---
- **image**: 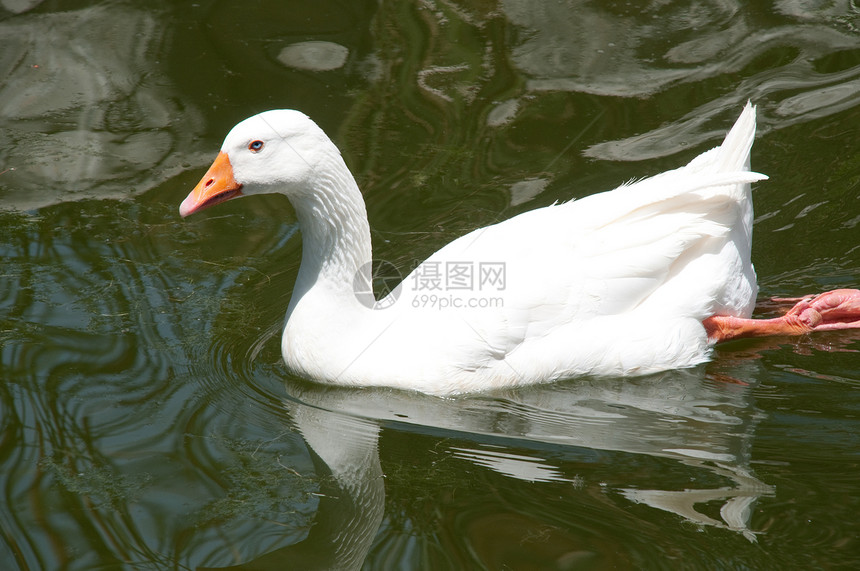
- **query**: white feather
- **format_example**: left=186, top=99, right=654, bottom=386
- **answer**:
left=209, top=103, right=766, bottom=395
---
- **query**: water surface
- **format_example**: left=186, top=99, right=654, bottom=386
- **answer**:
left=1, top=0, right=859, bottom=569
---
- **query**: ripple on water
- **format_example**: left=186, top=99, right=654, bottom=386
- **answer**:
left=1, top=0, right=859, bottom=567
left=0, top=204, right=317, bottom=569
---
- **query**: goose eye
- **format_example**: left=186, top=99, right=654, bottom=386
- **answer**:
left=248, top=140, right=264, bottom=152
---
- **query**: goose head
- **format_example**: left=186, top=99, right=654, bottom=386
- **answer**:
left=179, top=110, right=337, bottom=217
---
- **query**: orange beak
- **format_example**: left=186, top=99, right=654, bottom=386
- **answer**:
left=180, top=152, right=243, bottom=217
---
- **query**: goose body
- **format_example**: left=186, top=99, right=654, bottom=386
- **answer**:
left=181, top=104, right=768, bottom=395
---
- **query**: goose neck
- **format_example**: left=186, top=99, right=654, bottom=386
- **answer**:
left=292, top=156, right=372, bottom=294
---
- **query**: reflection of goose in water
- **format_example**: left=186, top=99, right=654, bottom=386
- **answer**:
left=204, top=366, right=772, bottom=569
left=201, top=406, right=384, bottom=571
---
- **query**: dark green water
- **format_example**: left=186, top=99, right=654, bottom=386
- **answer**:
left=1, top=1, right=859, bottom=569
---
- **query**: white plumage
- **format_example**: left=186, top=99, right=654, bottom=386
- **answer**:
left=181, top=103, right=767, bottom=395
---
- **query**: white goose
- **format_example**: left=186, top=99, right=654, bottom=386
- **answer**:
left=180, top=103, right=860, bottom=395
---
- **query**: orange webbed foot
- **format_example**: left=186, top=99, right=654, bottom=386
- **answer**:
left=785, top=289, right=860, bottom=332
left=703, top=289, right=860, bottom=344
